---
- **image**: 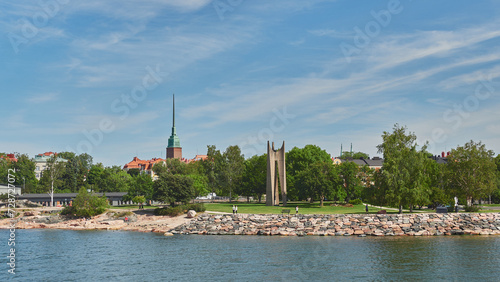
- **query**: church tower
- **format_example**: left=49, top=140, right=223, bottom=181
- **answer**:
left=166, top=94, right=182, bottom=159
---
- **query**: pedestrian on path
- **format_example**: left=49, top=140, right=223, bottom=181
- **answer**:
left=235, top=205, right=238, bottom=214
left=365, top=204, right=369, bottom=213
left=296, top=206, right=299, bottom=215
left=232, top=205, right=235, bottom=215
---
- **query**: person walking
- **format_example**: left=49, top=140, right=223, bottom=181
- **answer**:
left=365, top=204, right=369, bottom=213
left=235, top=205, right=238, bottom=214
left=295, top=206, right=299, bottom=215
left=232, top=205, right=235, bottom=215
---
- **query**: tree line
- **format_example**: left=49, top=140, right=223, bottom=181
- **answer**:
left=1, top=123, right=499, bottom=210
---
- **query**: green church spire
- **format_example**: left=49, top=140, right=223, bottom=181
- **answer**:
left=167, top=94, right=181, bottom=148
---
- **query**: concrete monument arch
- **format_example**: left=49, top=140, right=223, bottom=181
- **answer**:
left=266, top=141, right=287, bottom=206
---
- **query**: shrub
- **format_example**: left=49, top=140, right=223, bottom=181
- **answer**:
left=349, top=199, right=363, bottom=205
left=112, top=211, right=133, bottom=218
left=464, top=205, right=480, bottom=212
left=155, top=206, right=184, bottom=216
left=61, top=187, right=109, bottom=218
left=184, top=203, right=206, bottom=212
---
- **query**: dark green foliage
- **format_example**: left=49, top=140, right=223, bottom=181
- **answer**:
left=446, top=141, right=496, bottom=207
left=339, top=161, right=362, bottom=203
left=295, top=161, right=341, bottom=206
left=153, top=173, right=195, bottom=206
left=340, top=151, right=369, bottom=160
left=239, top=154, right=267, bottom=202
left=376, top=124, right=430, bottom=213
left=154, top=206, right=184, bottom=216
left=61, top=187, right=108, bottom=218
left=154, top=203, right=206, bottom=216
left=464, top=205, right=481, bottom=212
left=286, top=145, right=333, bottom=200
left=124, top=173, right=153, bottom=202
left=349, top=199, right=363, bottom=205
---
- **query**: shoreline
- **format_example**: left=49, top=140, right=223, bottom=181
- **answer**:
left=2, top=209, right=500, bottom=236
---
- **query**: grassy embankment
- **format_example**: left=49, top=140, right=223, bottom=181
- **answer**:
left=203, top=202, right=430, bottom=214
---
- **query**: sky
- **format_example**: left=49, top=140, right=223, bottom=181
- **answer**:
left=1, top=0, right=500, bottom=167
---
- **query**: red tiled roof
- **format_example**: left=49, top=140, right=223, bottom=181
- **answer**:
left=123, top=157, right=165, bottom=170
left=1, top=154, right=17, bottom=162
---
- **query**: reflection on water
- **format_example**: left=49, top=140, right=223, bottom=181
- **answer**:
left=3, top=229, right=500, bottom=281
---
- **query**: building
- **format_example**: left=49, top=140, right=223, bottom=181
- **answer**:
left=123, top=157, right=165, bottom=180
left=17, top=192, right=127, bottom=206
left=0, top=184, right=22, bottom=195
left=335, top=157, right=384, bottom=170
left=123, top=95, right=208, bottom=179
left=0, top=153, right=17, bottom=163
left=34, top=152, right=68, bottom=180
left=166, top=94, right=182, bottom=159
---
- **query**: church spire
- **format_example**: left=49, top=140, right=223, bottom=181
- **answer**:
left=167, top=93, right=181, bottom=149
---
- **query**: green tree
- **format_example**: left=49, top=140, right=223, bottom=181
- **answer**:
left=376, top=124, right=430, bottom=213
left=220, top=145, right=245, bottom=200
left=153, top=173, right=194, bottom=206
left=339, top=161, right=362, bottom=203
left=87, top=163, right=104, bottom=191
left=286, top=145, right=332, bottom=200
left=188, top=174, right=209, bottom=199
left=62, top=187, right=108, bottom=218
left=202, top=145, right=224, bottom=196
left=445, top=140, right=496, bottom=207
left=240, top=154, right=267, bottom=203
left=125, top=173, right=154, bottom=202
left=295, top=161, right=340, bottom=206
left=60, top=153, right=93, bottom=192
left=11, top=153, right=37, bottom=191
left=98, top=166, right=131, bottom=192
left=132, top=195, right=146, bottom=205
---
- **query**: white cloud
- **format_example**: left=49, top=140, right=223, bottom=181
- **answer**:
left=26, top=93, right=58, bottom=103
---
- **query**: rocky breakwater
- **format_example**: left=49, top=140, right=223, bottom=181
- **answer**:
left=172, top=213, right=500, bottom=236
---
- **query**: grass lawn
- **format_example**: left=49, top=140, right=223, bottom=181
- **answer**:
left=203, top=202, right=416, bottom=215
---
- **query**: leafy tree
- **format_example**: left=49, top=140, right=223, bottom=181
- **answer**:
left=132, top=195, right=146, bottom=205
left=202, top=145, right=224, bottom=196
left=339, top=161, right=362, bottom=203
left=295, top=161, right=340, bottom=206
left=445, top=140, right=496, bottom=207
left=126, top=168, right=141, bottom=177
left=340, top=151, right=369, bottom=160
left=153, top=173, right=194, bottom=206
left=98, top=166, right=131, bottom=192
left=286, top=145, right=332, bottom=200
left=124, top=173, right=154, bottom=202
left=220, top=145, right=245, bottom=200
left=240, top=154, right=267, bottom=203
left=153, top=158, right=187, bottom=176
left=11, top=153, right=37, bottom=190
left=188, top=173, right=209, bottom=199
left=87, top=163, right=104, bottom=191
left=39, top=155, right=66, bottom=206
left=60, top=153, right=93, bottom=192
left=376, top=124, right=430, bottom=213
left=62, top=187, right=108, bottom=218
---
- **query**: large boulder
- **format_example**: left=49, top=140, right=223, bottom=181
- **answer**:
left=187, top=210, right=197, bottom=218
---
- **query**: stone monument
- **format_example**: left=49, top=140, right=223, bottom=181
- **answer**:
left=266, top=141, right=287, bottom=206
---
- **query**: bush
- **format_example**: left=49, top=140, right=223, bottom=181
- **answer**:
left=154, top=203, right=205, bottom=216
left=464, top=205, right=481, bottom=212
left=61, top=188, right=109, bottom=218
left=349, top=199, right=363, bottom=205
left=184, top=203, right=206, bottom=213
left=155, top=206, right=184, bottom=216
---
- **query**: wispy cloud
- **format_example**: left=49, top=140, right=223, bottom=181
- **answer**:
left=26, top=93, right=59, bottom=104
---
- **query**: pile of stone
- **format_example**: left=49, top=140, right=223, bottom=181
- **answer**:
left=172, top=213, right=500, bottom=236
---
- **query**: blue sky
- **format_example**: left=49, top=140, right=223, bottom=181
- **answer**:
left=1, top=0, right=500, bottom=167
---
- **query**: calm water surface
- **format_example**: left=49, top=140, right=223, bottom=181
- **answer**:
left=2, top=229, right=500, bottom=281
